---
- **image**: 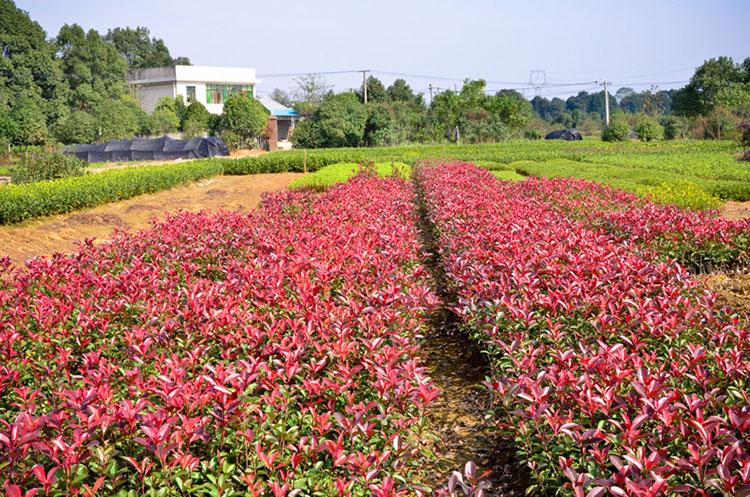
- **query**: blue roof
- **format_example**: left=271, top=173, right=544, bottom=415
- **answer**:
left=259, top=96, right=299, bottom=117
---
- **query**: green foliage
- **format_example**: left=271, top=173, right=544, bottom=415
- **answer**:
left=52, top=110, right=97, bottom=143
left=674, top=56, right=750, bottom=116
left=364, top=103, right=403, bottom=146
left=56, top=23, right=128, bottom=110
left=219, top=93, right=268, bottom=149
left=289, top=161, right=410, bottom=190
left=8, top=95, right=48, bottom=145
left=92, top=98, right=139, bottom=141
left=292, top=92, right=367, bottom=148
left=9, top=150, right=85, bottom=184
left=0, top=0, right=69, bottom=125
left=660, top=115, right=689, bottom=140
left=148, top=108, right=180, bottom=134
left=524, top=129, right=542, bottom=140
left=634, top=114, right=663, bottom=141
left=357, top=75, right=387, bottom=103
left=601, top=117, right=630, bottom=142
left=646, top=180, right=721, bottom=210
left=105, top=26, right=189, bottom=69
left=0, top=160, right=222, bottom=224
left=492, top=170, right=526, bottom=181
left=185, top=100, right=209, bottom=125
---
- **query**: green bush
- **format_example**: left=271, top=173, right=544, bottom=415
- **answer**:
left=0, top=160, right=223, bottom=224
left=601, top=118, right=631, bottom=142
left=660, top=115, right=689, bottom=140
left=10, top=151, right=85, bottom=184
left=52, top=111, right=97, bottom=144
left=634, top=114, right=663, bottom=141
left=149, top=108, right=180, bottom=134
left=524, top=129, right=543, bottom=140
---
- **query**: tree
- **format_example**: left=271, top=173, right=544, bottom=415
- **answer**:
left=292, top=74, right=332, bottom=115
left=52, top=110, right=96, bottom=143
left=614, top=87, right=635, bottom=104
left=105, top=26, right=190, bottom=69
left=673, top=57, right=750, bottom=116
left=357, top=75, right=387, bottom=103
left=149, top=108, right=179, bottom=134
left=0, top=0, right=68, bottom=126
left=56, top=23, right=128, bottom=110
left=601, top=116, right=630, bottom=141
left=364, top=103, right=403, bottom=146
left=269, top=88, right=293, bottom=107
left=660, top=115, right=689, bottom=140
left=634, top=113, right=663, bottom=141
left=182, top=101, right=210, bottom=137
left=219, top=93, right=268, bottom=148
left=92, top=97, right=139, bottom=141
left=9, top=95, right=48, bottom=145
left=387, top=79, right=422, bottom=104
left=292, top=92, right=367, bottom=148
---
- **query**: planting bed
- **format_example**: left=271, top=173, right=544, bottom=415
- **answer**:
left=2, top=159, right=750, bottom=497
left=416, top=162, right=750, bottom=496
left=0, top=174, right=440, bottom=496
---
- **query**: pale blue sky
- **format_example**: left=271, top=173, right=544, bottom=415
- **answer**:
left=16, top=0, right=750, bottom=99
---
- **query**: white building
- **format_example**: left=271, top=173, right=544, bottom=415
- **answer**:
left=126, top=65, right=259, bottom=115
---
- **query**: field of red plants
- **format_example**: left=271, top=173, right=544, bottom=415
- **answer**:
left=417, top=163, right=750, bottom=497
left=2, top=162, right=750, bottom=497
left=0, top=175, right=439, bottom=496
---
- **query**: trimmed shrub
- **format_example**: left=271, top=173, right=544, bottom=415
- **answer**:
left=0, top=160, right=223, bottom=224
left=10, top=151, right=85, bottom=184
left=646, top=180, right=721, bottom=210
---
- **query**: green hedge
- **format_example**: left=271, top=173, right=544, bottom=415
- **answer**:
left=0, top=160, right=223, bottom=224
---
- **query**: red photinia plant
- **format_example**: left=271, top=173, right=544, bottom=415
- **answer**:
left=517, top=177, right=750, bottom=271
left=0, top=175, right=440, bottom=495
left=416, top=162, right=750, bottom=497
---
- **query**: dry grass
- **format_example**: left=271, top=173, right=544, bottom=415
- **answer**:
left=0, top=172, right=302, bottom=266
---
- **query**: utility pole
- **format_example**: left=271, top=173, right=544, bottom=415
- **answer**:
left=598, top=80, right=611, bottom=126
left=360, top=70, right=369, bottom=104
left=428, top=84, right=434, bottom=104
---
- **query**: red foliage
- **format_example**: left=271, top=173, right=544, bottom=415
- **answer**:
left=418, top=162, right=750, bottom=496
left=0, top=175, right=438, bottom=495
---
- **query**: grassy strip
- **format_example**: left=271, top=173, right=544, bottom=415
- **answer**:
left=289, top=161, right=410, bottom=190
left=512, top=158, right=725, bottom=209
left=491, top=169, right=526, bottom=182
left=0, top=160, right=223, bottom=224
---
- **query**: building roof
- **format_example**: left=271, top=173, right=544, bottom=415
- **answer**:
left=259, top=96, right=299, bottom=117
left=127, top=65, right=258, bottom=85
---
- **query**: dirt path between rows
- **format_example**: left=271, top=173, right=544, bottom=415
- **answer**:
left=0, top=172, right=302, bottom=266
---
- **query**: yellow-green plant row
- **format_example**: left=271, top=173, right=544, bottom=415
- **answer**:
left=0, top=160, right=223, bottom=224
left=289, top=162, right=410, bottom=190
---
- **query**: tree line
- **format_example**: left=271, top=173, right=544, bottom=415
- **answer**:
left=0, top=0, right=194, bottom=148
left=276, top=57, right=750, bottom=147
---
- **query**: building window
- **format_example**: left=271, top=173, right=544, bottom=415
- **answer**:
left=205, top=83, right=254, bottom=104
left=186, top=85, right=196, bottom=103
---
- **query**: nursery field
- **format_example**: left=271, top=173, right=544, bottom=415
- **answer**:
left=0, top=139, right=745, bottom=225
left=1, top=154, right=750, bottom=496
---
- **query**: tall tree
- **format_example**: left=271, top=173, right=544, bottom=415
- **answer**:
left=56, top=24, right=128, bottom=110
left=673, top=56, right=750, bottom=116
left=387, top=78, right=423, bottom=105
left=357, top=75, right=387, bottom=103
left=0, top=0, right=68, bottom=128
left=105, top=27, right=190, bottom=69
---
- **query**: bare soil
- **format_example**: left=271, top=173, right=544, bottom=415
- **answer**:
left=0, top=172, right=301, bottom=266
left=721, top=201, right=750, bottom=220
left=702, top=270, right=750, bottom=317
